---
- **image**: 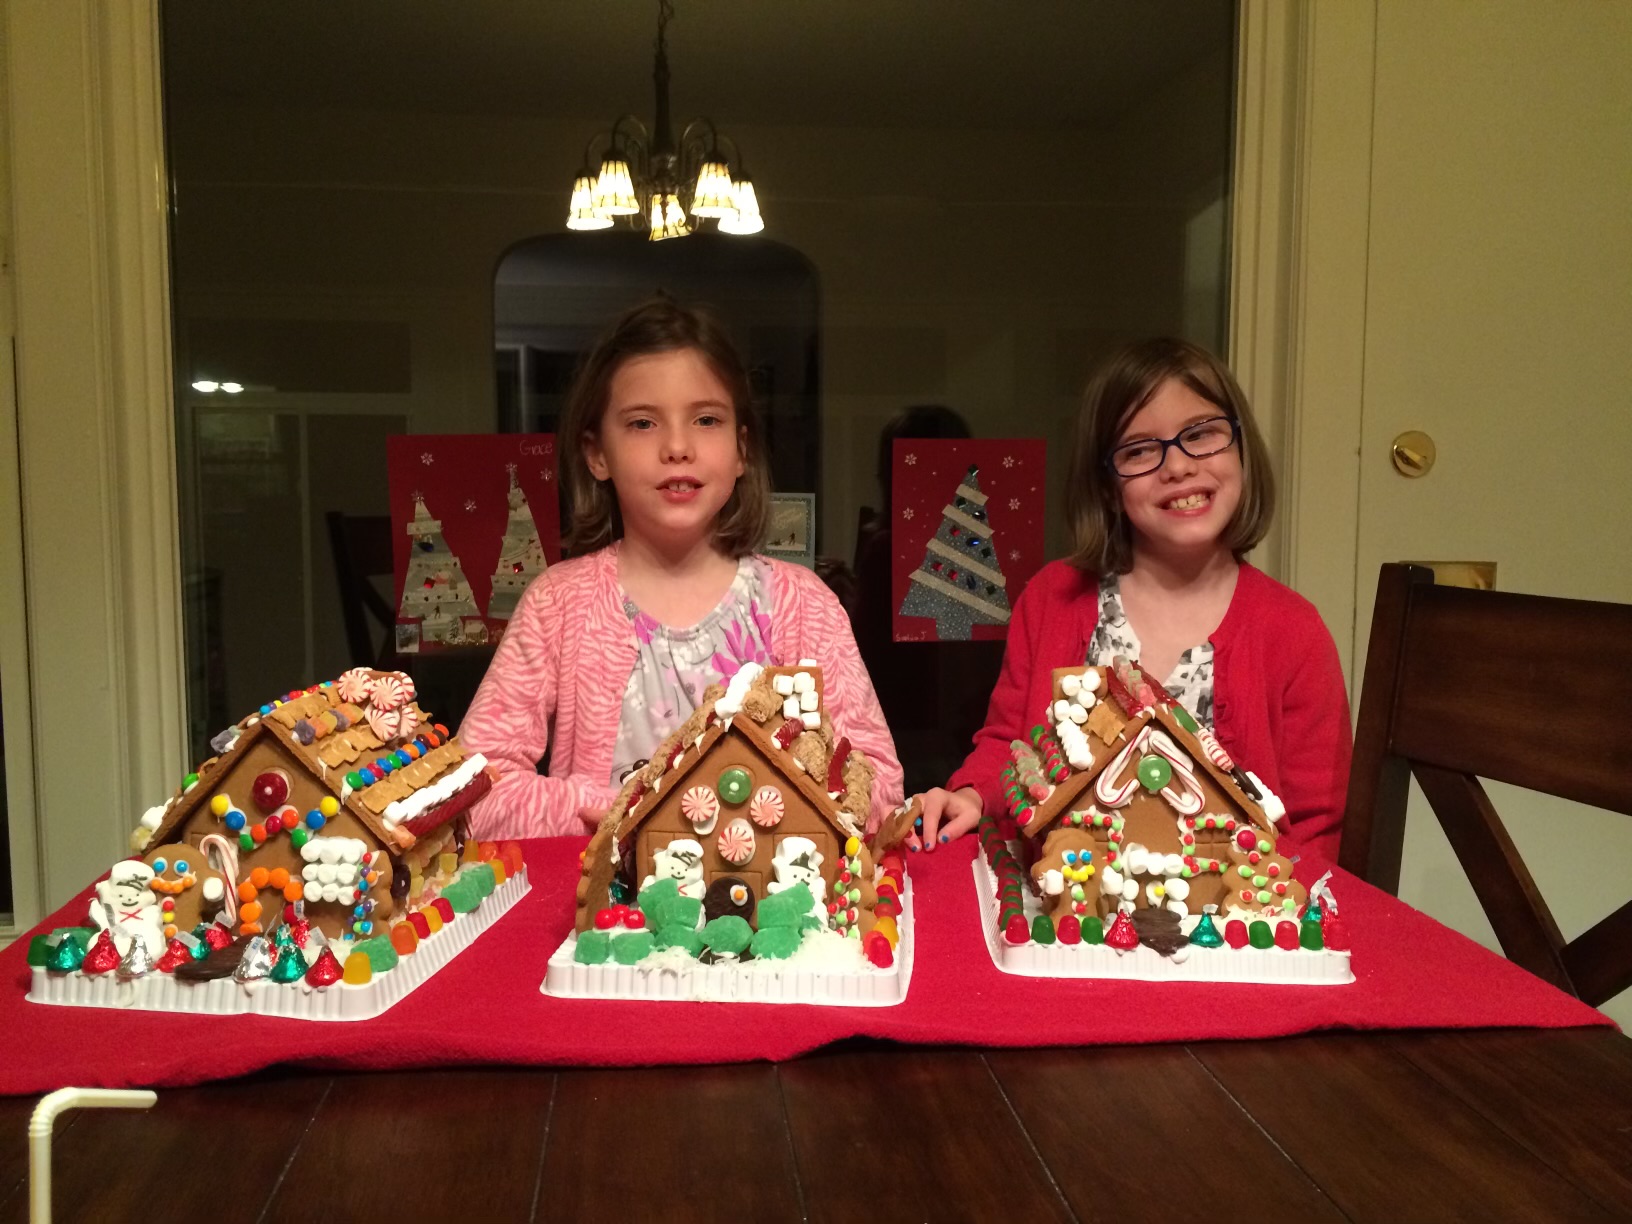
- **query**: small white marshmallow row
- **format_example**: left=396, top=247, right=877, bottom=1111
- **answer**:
left=1052, top=669, right=1103, bottom=769
left=775, top=670, right=822, bottom=728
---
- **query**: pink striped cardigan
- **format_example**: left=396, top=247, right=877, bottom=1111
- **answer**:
left=460, top=543, right=905, bottom=838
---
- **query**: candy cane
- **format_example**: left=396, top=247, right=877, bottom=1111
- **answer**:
left=1196, top=724, right=1234, bottom=772
left=1093, top=726, right=1151, bottom=808
left=1146, top=729, right=1206, bottom=817
left=199, top=833, right=240, bottom=925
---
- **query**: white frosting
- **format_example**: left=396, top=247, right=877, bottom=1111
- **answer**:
left=715, top=662, right=765, bottom=719
left=1246, top=771, right=1286, bottom=823
left=381, top=754, right=488, bottom=828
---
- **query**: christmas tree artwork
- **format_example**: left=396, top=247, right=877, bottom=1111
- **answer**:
left=897, top=464, right=1011, bottom=639
left=398, top=493, right=480, bottom=647
left=486, top=463, right=548, bottom=620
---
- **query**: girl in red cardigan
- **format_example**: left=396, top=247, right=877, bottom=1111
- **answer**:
left=913, top=338, right=1351, bottom=863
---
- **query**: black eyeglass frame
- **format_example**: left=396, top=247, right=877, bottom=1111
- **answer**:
left=1106, top=416, right=1241, bottom=478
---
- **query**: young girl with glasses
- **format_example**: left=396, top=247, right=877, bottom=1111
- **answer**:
left=912, top=337, right=1351, bottom=862
left=460, top=296, right=903, bottom=837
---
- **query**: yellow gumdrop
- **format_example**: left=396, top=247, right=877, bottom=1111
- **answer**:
left=489, top=860, right=507, bottom=886
left=844, top=836, right=860, bottom=857
left=409, top=871, right=425, bottom=901
left=877, top=874, right=899, bottom=893
left=421, top=906, right=443, bottom=933
left=342, top=952, right=373, bottom=985
left=319, top=796, right=339, bottom=817
left=461, top=839, right=481, bottom=864
left=210, top=793, right=231, bottom=816
left=872, top=914, right=899, bottom=946
left=438, top=852, right=459, bottom=876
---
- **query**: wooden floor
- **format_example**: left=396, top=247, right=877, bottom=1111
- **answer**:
left=3, top=1027, right=1630, bottom=1222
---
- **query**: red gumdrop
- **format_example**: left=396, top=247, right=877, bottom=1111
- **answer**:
left=594, top=908, right=617, bottom=930
left=624, top=909, right=647, bottom=930
left=875, top=898, right=900, bottom=918
left=1057, top=915, right=1082, bottom=945
left=1274, top=920, right=1300, bottom=951
left=1105, top=910, right=1140, bottom=950
left=1322, top=914, right=1350, bottom=952
left=1224, top=919, right=1250, bottom=949
left=431, top=898, right=454, bottom=923
left=863, top=930, right=894, bottom=968
left=408, top=911, right=432, bottom=939
left=305, top=947, right=344, bottom=987
left=82, top=929, right=122, bottom=975
left=876, top=883, right=899, bottom=903
left=1004, top=913, right=1031, bottom=945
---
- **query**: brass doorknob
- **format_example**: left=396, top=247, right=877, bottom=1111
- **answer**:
left=1391, top=431, right=1436, bottom=478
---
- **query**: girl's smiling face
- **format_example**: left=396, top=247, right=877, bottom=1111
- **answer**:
left=583, top=347, right=746, bottom=551
left=1113, top=377, right=1242, bottom=562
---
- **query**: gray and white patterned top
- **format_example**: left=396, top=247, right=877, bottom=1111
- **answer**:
left=609, top=556, right=775, bottom=786
left=1087, top=573, right=1217, bottom=729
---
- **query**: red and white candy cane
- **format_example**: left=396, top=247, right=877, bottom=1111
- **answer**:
left=1093, top=725, right=1152, bottom=808
left=1196, top=724, right=1234, bottom=772
left=198, top=833, right=240, bottom=925
left=1146, top=729, right=1205, bottom=816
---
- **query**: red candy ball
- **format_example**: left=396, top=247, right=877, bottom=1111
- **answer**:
left=594, top=908, right=617, bottom=930
left=1224, top=919, right=1250, bottom=949
left=624, top=910, right=647, bottom=930
left=1236, top=827, right=1257, bottom=851
left=250, top=769, right=290, bottom=812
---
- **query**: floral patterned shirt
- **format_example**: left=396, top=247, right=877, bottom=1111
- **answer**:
left=1087, top=572, right=1217, bottom=729
left=609, top=556, right=774, bottom=785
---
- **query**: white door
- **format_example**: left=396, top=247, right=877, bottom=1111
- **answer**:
left=1350, top=2, right=1632, bottom=1022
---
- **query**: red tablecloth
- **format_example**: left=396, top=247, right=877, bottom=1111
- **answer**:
left=0, top=838, right=1612, bottom=1095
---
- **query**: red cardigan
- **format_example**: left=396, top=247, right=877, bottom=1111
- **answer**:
left=947, top=560, right=1352, bottom=864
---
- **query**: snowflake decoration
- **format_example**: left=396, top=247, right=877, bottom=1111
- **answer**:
left=1010, top=549, right=1021, bottom=561
left=542, top=469, right=553, bottom=482
left=901, top=507, right=915, bottom=521
left=1008, top=497, right=1021, bottom=510
left=1002, top=455, right=1016, bottom=468
left=420, top=452, right=434, bottom=466
left=904, top=453, right=917, bottom=466
left=464, top=498, right=478, bottom=512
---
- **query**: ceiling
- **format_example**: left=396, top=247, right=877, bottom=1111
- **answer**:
left=161, top=0, right=1235, bottom=131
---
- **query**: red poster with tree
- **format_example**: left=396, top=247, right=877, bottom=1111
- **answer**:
left=386, top=434, right=560, bottom=653
left=892, top=438, right=1046, bottom=642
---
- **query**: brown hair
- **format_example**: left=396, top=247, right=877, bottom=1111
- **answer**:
left=559, top=295, right=770, bottom=557
left=1064, top=337, right=1274, bottom=574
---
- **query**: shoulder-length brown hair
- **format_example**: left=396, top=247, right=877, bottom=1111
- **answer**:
left=1065, top=337, right=1274, bottom=575
left=559, top=295, right=771, bottom=558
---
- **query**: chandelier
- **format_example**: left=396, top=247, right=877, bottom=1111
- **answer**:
left=565, top=0, right=763, bottom=240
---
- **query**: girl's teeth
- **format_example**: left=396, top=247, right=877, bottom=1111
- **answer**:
left=1168, top=493, right=1208, bottom=510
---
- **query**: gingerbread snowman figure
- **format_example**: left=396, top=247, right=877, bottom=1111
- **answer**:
left=88, top=859, right=166, bottom=958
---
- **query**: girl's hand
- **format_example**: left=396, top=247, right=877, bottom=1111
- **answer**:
left=909, top=786, right=983, bottom=853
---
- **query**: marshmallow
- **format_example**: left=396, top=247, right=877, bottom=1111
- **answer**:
left=1060, top=673, right=1081, bottom=697
left=793, top=672, right=815, bottom=694
left=773, top=674, right=795, bottom=696
left=801, top=711, right=821, bottom=729
left=1067, top=703, right=1088, bottom=725
left=799, top=690, right=819, bottom=712
left=1053, top=699, right=1072, bottom=722
left=1080, top=670, right=1101, bottom=693
left=783, top=696, right=801, bottom=720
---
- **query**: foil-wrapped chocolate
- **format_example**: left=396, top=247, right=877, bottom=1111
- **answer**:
left=233, top=934, right=274, bottom=982
left=116, top=936, right=154, bottom=981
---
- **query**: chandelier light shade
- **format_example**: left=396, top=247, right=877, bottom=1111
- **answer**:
left=565, top=0, right=765, bottom=241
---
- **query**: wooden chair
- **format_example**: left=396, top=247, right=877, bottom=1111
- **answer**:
left=324, top=511, right=400, bottom=668
left=1340, top=563, right=1632, bottom=1006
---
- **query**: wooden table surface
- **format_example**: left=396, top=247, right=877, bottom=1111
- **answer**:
left=2, top=1027, right=1628, bottom=1223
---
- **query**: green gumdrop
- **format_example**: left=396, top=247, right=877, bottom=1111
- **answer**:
left=1030, top=914, right=1057, bottom=945
left=465, top=863, right=495, bottom=898
left=1171, top=705, right=1200, bottom=734
left=750, top=925, right=804, bottom=960
left=701, top=915, right=752, bottom=955
left=1082, top=916, right=1105, bottom=945
left=444, top=880, right=481, bottom=914
left=574, top=930, right=611, bottom=964
left=655, top=926, right=705, bottom=957
left=1248, top=920, right=1275, bottom=950
left=636, top=879, right=681, bottom=928
left=27, top=934, right=54, bottom=967
left=355, top=934, right=399, bottom=973
left=611, top=930, right=656, bottom=964
left=1300, top=920, right=1325, bottom=951
left=756, top=884, right=813, bottom=930
left=669, top=896, right=702, bottom=931
left=800, top=914, right=824, bottom=933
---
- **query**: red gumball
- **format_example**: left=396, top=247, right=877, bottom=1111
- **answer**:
left=594, top=908, right=617, bottom=930
left=624, top=910, right=647, bottom=930
left=250, top=769, right=291, bottom=812
left=1235, top=827, right=1257, bottom=852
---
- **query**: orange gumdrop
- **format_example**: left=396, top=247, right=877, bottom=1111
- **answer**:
left=420, top=906, right=443, bottom=934
left=237, top=880, right=258, bottom=903
left=239, top=901, right=263, bottom=923
left=249, top=867, right=270, bottom=889
left=478, top=841, right=499, bottom=861
left=501, top=842, right=524, bottom=873
left=282, top=880, right=304, bottom=903
left=268, top=867, right=289, bottom=890
left=390, top=923, right=418, bottom=954
left=489, top=860, right=507, bottom=887
left=461, top=839, right=480, bottom=864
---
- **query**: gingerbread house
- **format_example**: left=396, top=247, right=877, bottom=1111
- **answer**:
left=1003, top=658, right=1306, bottom=934
left=568, top=661, right=916, bottom=975
left=28, top=666, right=528, bottom=1016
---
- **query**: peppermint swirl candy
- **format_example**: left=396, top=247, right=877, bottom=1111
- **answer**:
left=749, top=785, right=784, bottom=828
left=395, top=705, right=420, bottom=744
left=681, top=786, right=720, bottom=832
left=336, top=667, right=373, bottom=705
left=366, top=705, right=402, bottom=743
left=717, top=818, right=756, bottom=865
left=369, top=673, right=410, bottom=711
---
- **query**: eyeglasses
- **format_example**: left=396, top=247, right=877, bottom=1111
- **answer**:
left=1107, top=416, right=1240, bottom=478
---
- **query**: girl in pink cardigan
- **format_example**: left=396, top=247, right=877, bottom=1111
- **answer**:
left=915, top=339, right=1351, bottom=862
left=461, top=298, right=903, bottom=838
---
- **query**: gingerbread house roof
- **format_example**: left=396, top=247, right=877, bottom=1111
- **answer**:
left=1020, top=661, right=1277, bottom=840
left=144, top=668, right=489, bottom=854
left=607, top=662, right=868, bottom=849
